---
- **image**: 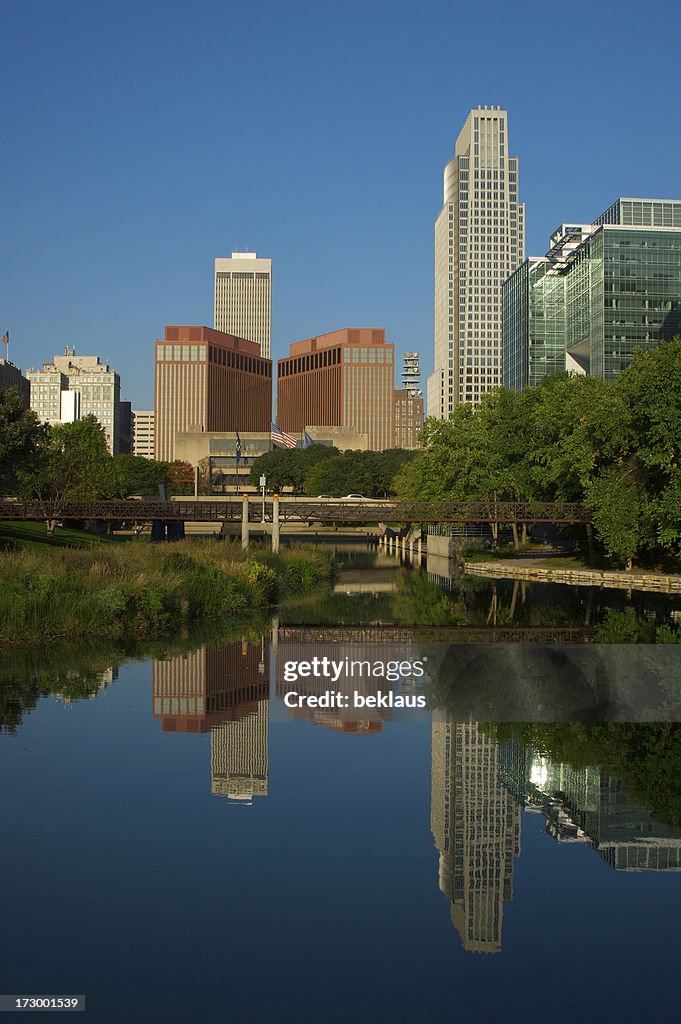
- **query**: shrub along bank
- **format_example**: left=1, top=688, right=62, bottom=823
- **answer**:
left=0, top=541, right=336, bottom=644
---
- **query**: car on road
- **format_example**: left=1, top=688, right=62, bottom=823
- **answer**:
left=343, top=493, right=368, bottom=500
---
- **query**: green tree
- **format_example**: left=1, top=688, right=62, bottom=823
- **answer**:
left=113, top=454, right=171, bottom=497
left=517, top=373, right=627, bottom=501
left=19, top=416, right=116, bottom=529
left=363, top=449, right=416, bottom=497
left=0, top=389, right=47, bottom=496
left=304, top=450, right=373, bottom=496
left=613, top=339, right=681, bottom=554
left=249, top=446, right=335, bottom=494
left=586, top=465, right=641, bottom=567
left=302, top=449, right=414, bottom=498
left=394, top=406, right=478, bottom=501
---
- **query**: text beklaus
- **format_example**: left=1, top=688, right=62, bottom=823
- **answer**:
left=283, top=690, right=426, bottom=709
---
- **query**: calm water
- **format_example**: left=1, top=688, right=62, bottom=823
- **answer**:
left=2, top=547, right=681, bottom=1023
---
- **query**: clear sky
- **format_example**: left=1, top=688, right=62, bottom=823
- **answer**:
left=4, top=0, right=681, bottom=410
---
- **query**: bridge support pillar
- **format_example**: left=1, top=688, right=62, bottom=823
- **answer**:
left=272, top=495, right=280, bottom=553
left=241, top=495, right=250, bottom=549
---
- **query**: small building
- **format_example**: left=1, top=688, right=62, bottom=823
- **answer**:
left=132, top=410, right=155, bottom=459
left=175, top=430, right=271, bottom=492
left=175, top=425, right=369, bottom=493
left=393, top=389, right=424, bottom=450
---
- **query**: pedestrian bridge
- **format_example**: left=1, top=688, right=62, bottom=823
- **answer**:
left=0, top=497, right=591, bottom=525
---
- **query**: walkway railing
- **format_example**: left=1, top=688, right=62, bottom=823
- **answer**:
left=0, top=497, right=592, bottom=525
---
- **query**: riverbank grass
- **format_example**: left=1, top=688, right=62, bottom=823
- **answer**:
left=0, top=540, right=335, bottom=644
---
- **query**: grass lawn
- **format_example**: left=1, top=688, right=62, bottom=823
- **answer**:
left=0, top=521, right=125, bottom=550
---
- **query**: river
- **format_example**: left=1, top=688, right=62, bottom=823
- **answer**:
left=2, top=544, right=681, bottom=1023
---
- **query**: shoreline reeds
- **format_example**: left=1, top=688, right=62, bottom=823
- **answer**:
left=0, top=540, right=335, bottom=645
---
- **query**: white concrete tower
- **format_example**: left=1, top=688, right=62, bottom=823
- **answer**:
left=214, top=251, right=272, bottom=358
left=428, top=107, right=525, bottom=417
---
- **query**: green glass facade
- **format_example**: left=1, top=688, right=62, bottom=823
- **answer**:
left=503, top=201, right=681, bottom=389
left=567, top=226, right=681, bottom=379
left=502, top=258, right=565, bottom=389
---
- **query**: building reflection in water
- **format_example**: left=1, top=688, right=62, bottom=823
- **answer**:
left=431, top=719, right=681, bottom=956
left=152, top=641, right=270, bottom=805
left=211, top=700, right=268, bottom=804
left=275, top=629, right=404, bottom=734
left=152, top=637, right=681, bottom=926
left=500, top=741, right=681, bottom=872
left=430, top=719, right=521, bottom=954
left=54, top=666, right=119, bottom=705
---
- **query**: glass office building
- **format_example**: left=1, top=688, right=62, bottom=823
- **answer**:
left=503, top=257, right=566, bottom=390
left=503, top=199, right=681, bottom=389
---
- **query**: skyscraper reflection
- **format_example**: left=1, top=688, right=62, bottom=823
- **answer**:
left=152, top=642, right=269, bottom=732
left=211, top=700, right=269, bottom=804
left=431, top=719, right=521, bottom=954
left=152, top=641, right=271, bottom=804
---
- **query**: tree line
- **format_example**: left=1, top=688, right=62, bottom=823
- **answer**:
left=396, top=341, right=681, bottom=567
left=248, top=445, right=415, bottom=497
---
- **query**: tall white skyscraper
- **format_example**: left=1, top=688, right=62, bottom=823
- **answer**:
left=428, top=106, right=525, bottom=418
left=214, top=251, right=272, bottom=358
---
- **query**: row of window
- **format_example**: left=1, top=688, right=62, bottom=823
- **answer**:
left=218, top=272, right=270, bottom=281
left=209, top=346, right=271, bottom=376
left=279, top=347, right=341, bottom=376
left=279, top=346, right=394, bottom=376
left=157, top=344, right=206, bottom=362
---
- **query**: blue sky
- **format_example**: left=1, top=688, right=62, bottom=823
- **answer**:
left=3, top=0, right=681, bottom=409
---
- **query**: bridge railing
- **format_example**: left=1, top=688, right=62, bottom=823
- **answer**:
left=0, top=497, right=592, bottom=525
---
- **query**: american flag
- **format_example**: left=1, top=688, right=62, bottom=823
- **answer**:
left=271, top=421, right=297, bottom=449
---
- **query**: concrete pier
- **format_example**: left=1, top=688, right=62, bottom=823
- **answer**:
left=272, top=496, right=280, bottom=554
left=242, top=495, right=250, bottom=549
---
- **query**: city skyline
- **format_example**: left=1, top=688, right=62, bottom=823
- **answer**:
left=4, top=2, right=681, bottom=410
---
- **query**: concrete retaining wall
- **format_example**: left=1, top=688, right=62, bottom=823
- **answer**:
left=464, top=562, right=681, bottom=594
left=427, top=534, right=457, bottom=559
